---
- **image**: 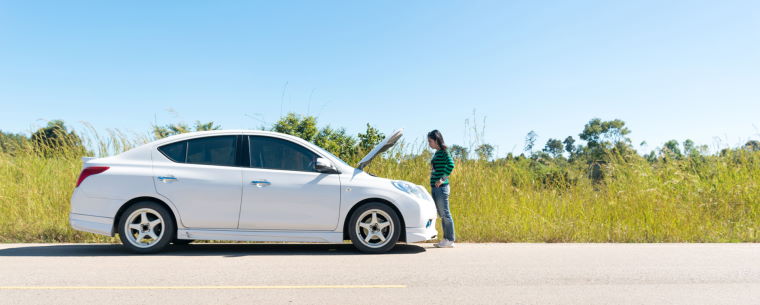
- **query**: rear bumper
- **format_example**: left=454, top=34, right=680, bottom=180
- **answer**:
left=70, top=213, right=114, bottom=236
left=405, top=226, right=438, bottom=243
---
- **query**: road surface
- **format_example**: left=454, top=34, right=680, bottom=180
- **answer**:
left=0, top=243, right=758, bottom=304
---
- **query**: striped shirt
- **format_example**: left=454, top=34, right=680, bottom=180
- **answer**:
left=430, top=149, right=455, bottom=186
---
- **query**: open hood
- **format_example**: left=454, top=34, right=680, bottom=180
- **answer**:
left=357, top=128, right=403, bottom=170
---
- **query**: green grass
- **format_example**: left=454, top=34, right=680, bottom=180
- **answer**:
left=0, top=139, right=758, bottom=243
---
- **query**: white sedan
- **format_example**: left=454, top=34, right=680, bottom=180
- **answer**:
left=70, top=129, right=438, bottom=253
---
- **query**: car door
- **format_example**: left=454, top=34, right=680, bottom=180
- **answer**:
left=238, top=135, right=341, bottom=231
left=153, top=135, right=243, bottom=229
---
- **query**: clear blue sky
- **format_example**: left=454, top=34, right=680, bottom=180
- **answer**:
left=1, top=1, right=759, bottom=156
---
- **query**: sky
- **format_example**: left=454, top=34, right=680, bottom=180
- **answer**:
left=1, top=1, right=759, bottom=156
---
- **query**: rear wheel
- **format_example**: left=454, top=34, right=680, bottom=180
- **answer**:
left=117, top=202, right=175, bottom=254
left=348, top=202, right=401, bottom=253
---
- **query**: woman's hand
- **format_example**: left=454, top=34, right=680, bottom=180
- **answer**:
left=435, top=180, right=443, bottom=187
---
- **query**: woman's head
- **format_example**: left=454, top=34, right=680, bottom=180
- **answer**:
left=427, top=130, right=447, bottom=151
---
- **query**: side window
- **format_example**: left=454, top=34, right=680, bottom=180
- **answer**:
left=186, top=136, right=237, bottom=166
left=158, top=141, right=187, bottom=163
left=249, top=136, right=317, bottom=172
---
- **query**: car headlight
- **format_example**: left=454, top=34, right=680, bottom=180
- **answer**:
left=391, top=180, right=431, bottom=201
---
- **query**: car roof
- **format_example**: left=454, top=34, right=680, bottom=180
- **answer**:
left=155, top=130, right=301, bottom=144
left=116, top=130, right=308, bottom=160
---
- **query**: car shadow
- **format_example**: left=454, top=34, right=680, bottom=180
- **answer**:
left=0, top=243, right=427, bottom=257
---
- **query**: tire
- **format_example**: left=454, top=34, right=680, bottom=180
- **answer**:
left=117, top=201, right=175, bottom=254
left=348, top=202, right=401, bottom=253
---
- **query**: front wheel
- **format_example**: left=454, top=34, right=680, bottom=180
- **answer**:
left=117, top=202, right=175, bottom=254
left=348, top=202, right=401, bottom=253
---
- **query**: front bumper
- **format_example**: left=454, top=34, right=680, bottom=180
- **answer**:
left=402, top=189, right=438, bottom=243
left=405, top=225, right=438, bottom=243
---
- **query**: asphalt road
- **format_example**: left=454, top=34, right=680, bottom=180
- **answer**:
left=0, top=243, right=758, bottom=305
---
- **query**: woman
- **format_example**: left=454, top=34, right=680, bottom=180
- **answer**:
left=428, top=130, right=456, bottom=248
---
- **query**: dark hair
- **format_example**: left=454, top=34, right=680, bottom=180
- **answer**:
left=427, top=129, right=448, bottom=151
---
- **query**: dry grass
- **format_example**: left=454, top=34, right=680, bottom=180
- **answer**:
left=0, top=134, right=758, bottom=243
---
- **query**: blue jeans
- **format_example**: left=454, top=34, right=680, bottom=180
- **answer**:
left=432, top=184, right=455, bottom=241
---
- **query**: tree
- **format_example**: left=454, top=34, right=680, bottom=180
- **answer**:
left=475, top=143, right=494, bottom=161
left=578, top=118, right=632, bottom=159
left=0, top=130, right=28, bottom=155
left=357, top=123, right=384, bottom=153
left=31, top=120, right=85, bottom=156
left=271, top=113, right=360, bottom=160
left=563, top=136, right=576, bottom=155
left=153, top=121, right=220, bottom=139
left=314, top=126, right=357, bottom=161
left=644, top=150, right=657, bottom=162
left=153, top=123, right=189, bottom=139
left=661, top=140, right=682, bottom=159
left=271, top=113, right=318, bottom=142
left=579, top=118, right=630, bottom=147
left=524, top=130, right=538, bottom=154
left=449, top=145, right=469, bottom=160
left=682, top=139, right=706, bottom=157
left=543, top=138, right=564, bottom=158
left=682, top=139, right=695, bottom=154
left=744, top=140, right=760, bottom=151
left=530, top=150, right=551, bottom=162
left=193, top=121, right=221, bottom=131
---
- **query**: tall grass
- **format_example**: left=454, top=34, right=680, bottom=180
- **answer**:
left=372, top=149, right=759, bottom=242
left=0, top=131, right=758, bottom=243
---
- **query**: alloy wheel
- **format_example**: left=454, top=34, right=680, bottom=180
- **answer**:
left=124, top=208, right=165, bottom=248
left=354, top=209, right=394, bottom=249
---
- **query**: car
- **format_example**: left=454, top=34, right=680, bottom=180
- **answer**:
left=69, top=128, right=438, bottom=253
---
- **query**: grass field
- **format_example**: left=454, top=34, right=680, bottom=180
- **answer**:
left=0, top=136, right=758, bottom=243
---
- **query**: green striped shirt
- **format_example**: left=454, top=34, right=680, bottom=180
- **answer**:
left=430, top=149, right=455, bottom=186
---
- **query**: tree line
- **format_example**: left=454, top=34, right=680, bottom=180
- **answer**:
left=2, top=114, right=758, bottom=165
left=0, top=113, right=385, bottom=164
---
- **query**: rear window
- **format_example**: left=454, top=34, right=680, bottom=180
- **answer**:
left=158, top=141, right=187, bottom=163
left=186, top=136, right=237, bottom=166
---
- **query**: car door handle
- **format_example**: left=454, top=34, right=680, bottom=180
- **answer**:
left=250, top=180, right=271, bottom=187
left=158, top=176, right=177, bottom=183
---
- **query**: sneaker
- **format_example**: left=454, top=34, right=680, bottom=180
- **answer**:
left=434, top=239, right=454, bottom=248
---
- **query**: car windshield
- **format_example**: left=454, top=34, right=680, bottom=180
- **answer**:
left=310, top=143, right=352, bottom=169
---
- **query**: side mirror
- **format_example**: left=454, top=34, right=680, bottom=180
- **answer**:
left=315, top=157, right=339, bottom=174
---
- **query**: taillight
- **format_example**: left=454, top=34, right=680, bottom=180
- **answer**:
left=76, top=166, right=109, bottom=187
